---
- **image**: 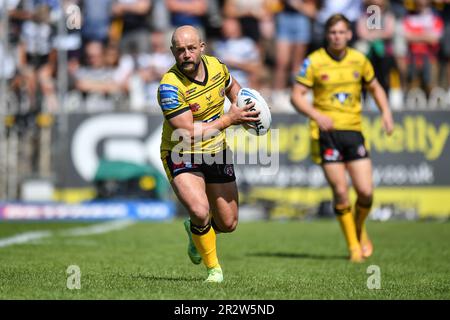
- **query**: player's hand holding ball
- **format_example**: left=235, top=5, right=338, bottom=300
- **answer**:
left=236, top=88, right=272, bottom=136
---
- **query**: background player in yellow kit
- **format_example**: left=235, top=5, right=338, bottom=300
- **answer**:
left=158, top=25, right=259, bottom=282
left=290, top=14, right=395, bottom=262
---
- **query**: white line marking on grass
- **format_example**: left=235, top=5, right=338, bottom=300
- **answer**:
left=0, top=220, right=135, bottom=248
left=60, top=220, right=135, bottom=237
left=0, top=231, right=52, bottom=248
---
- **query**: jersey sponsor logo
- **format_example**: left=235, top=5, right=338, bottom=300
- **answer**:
left=160, top=84, right=178, bottom=92
left=324, top=148, right=341, bottom=161
left=189, top=103, right=200, bottom=112
left=172, top=161, right=199, bottom=174
left=334, top=92, right=351, bottom=105
left=299, top=58, right=310, bottom=77
left=159, top=84, right=180, bottom=110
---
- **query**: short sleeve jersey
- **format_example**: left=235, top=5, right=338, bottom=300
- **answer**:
left=158, top=55, right=232, bottom=154
left=295, top=47, right=375, bottom=138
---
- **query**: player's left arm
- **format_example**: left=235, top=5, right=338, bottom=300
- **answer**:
left=365, top=79, right=394, bottom=135
left=225, top=75, right=241, bottom=104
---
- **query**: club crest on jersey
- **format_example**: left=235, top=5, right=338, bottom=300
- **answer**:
left=353, top=71, right=360, bottom=79
left=321, top=73, right=329, bottom=81
left=219, top=87, right=225, bottom=97
left=189, top=103, right=200, bottom=112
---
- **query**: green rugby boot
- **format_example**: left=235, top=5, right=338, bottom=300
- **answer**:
left=205, top=265, right=223, bottom=283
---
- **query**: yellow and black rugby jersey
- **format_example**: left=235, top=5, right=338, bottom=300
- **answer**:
left=158, top=55, right=232, bottom=154
left=295, top=47, right=375, bottom=138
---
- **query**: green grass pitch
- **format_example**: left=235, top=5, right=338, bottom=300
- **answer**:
left=0, top=219, right=449, bottom=299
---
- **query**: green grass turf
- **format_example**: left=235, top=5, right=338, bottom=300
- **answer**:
left=0, top=219, right=449, bottom=299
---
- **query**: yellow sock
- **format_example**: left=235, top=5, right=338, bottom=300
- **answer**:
left=354, top=202, right=371, bottom=242
left=335, top=205, right=360, bottom=252
left=191, top=223, right=219, bottom=269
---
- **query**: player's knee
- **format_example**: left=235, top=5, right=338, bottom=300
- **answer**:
left=221, top=219, right=237, bottom=233
left=188, top=203, right=210, bottom=221
left=333, top=185, right=349, bottom=203
left=216, top=217, right=238, bottom=233
left=356, top=189, right=373, bottom=205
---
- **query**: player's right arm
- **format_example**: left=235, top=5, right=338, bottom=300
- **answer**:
left=167, top=103, right=258, bottom=139
left=291, top=57, right=333, bottom=131
left=291, top=84, right=334, bottom=131
left=158, top=82, right=258, bottom=142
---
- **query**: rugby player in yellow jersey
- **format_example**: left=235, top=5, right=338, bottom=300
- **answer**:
left=157, top=25, right=259, bottom=282
left=291, top=14, right=394, bottom=262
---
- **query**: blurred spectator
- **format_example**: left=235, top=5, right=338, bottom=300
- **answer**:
left=74, top=41, right=123, bottom=112
left=311, top=0, right=362, bottom=51
left=435, top=0, right=450, bottom=90
left=112, top=0, right=152, bottom=54
left=139, top=30, right=174, bottom=110
left=273, top=0, right=318, bottom=93
left=81, top=0, right=113, bottom=44
left=402, top=0, right=444, bottom=95
left=223, top=0, right=272, bottom=44
left=390, top=0, right=409, bottom=18
left=356, top=0, right=398, bottom=93
left=0, top=38, right=17, bottom=84
left=113, top=31, right=174, bottom=111
left=212, top=17, right=262, bottom=89
left=150, top=0, right=170, bottom=31
left=18, top=3, right=58, bottom=112
left=222, top=0, right=275, bottom=94
left=165, top=0, right=208, bottom=34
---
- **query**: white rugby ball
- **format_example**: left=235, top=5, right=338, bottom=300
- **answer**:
left=236, top=88, right=271, bottom=136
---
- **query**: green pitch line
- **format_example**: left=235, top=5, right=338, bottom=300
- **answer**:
left=0, top=220, right=448, bottom=299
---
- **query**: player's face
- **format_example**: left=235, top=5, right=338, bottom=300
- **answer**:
left=171, top=36, right=205, bottom=74
left=326, top=21, right=352, bottom=52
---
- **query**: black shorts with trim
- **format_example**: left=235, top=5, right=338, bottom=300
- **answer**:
left=161, top=148, right=236, bottom=183
left=318, top=130, right=369, bottom=163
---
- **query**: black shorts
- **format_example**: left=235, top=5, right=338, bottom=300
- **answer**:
left=318, top=130, right=369, bottom=163
left=161, top=148, right=236, bottom=183
left=26, top=53, right=50, bottom=69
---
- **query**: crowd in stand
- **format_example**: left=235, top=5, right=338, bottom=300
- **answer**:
left=0, top=0, right=449, bottom=115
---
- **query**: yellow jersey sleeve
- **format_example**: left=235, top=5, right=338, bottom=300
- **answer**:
left=295, top=57, right=314, bottom=88
left=157, top=78, right=190, bottom=120
left=216, top=57, right=232, bottom=89
left=362, top=56, right=375, bottom=83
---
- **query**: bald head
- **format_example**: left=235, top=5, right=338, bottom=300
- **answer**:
left=171, top=25, right=203, bottom=48
left=170, top=25, right=205, bottom=75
